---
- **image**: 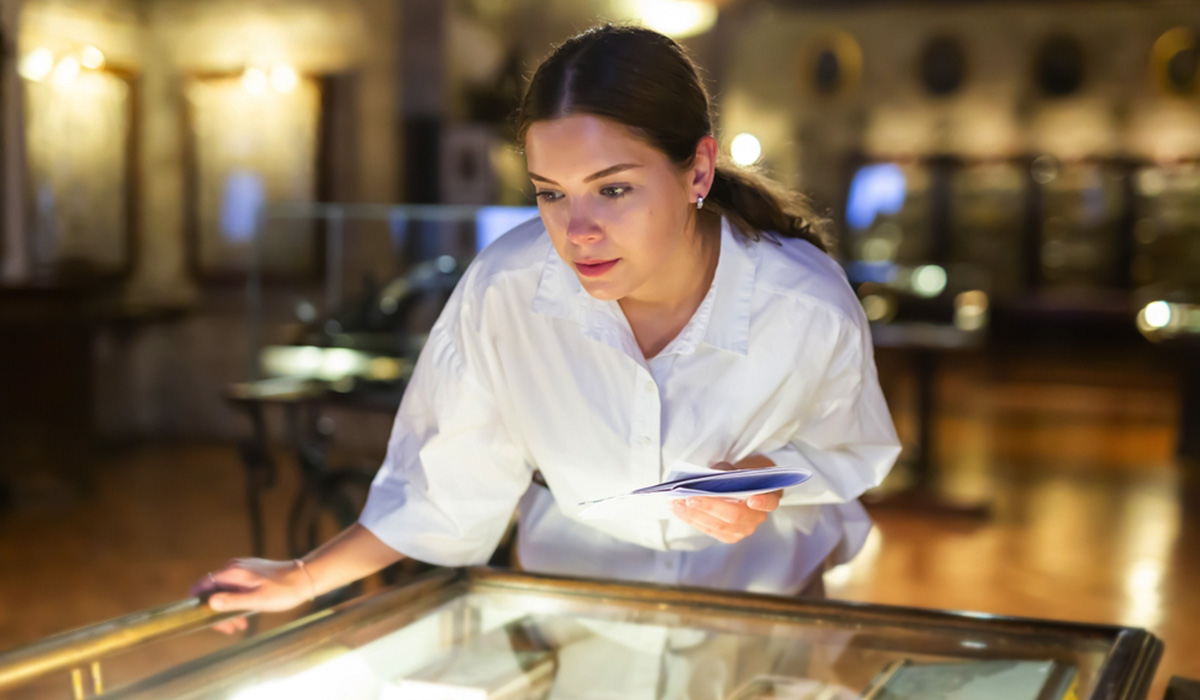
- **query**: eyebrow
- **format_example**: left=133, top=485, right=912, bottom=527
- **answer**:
left=528, top=163, right=642, bottom=186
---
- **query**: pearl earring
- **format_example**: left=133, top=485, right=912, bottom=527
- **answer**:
left=696, top=195, right=704, bottom=210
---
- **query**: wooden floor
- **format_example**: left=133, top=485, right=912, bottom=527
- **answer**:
left=0, top=350, right=1196, bottom=698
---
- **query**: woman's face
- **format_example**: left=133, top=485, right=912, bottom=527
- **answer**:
left=524, top=114, right=711, bottom=303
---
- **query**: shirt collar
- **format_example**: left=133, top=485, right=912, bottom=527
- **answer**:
left=702, top=216, right=756, bottom=355
left=530, top=216, right=756, bottom=357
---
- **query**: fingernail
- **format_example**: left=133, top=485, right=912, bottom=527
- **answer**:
left=687, top=498, right=699, bottom=507
left=210, top=596, right=223, bottom=610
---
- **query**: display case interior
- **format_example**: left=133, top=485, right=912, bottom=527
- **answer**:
left=4, top=568, right=1155, bottom=700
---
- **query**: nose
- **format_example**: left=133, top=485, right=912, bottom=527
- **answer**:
left=565, top=204, right=603, bottom=246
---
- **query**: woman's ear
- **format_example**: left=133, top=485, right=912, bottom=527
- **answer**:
left=690, top=135, right=719, bottom=200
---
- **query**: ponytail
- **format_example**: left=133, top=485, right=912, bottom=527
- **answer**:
left=705, top=160, right=832, bottom=254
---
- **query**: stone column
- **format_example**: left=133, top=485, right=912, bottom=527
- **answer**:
left=123, top=6, right=194, bottom=307
left=0, top=0, right=28, bottom=283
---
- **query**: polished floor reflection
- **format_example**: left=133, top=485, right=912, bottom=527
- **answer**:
left=0, top=350, right=1195, bottom=698
left=834, top=348, right=1196, bottom=699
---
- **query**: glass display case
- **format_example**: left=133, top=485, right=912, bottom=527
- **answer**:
left=1131, top=163, right=1200, bottom=301
left=947, top=162, right=1029, bottom=301
left=844, top=161, right=935, bottom=269
left=1, top=568, right=1161, bottom=700
left=1034, top=161, right=1128, bottom=295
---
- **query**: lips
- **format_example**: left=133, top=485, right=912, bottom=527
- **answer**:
left=575, top=259, right=619, bottom=277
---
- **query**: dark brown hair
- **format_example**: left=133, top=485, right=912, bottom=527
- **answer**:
left=516, top=24, right=831, bottom=253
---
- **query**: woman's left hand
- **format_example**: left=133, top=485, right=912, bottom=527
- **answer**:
left=671, top=456, right=781, bottom=544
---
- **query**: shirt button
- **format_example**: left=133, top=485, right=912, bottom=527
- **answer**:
left=644, top=380, right=656, bottom=393
left=639, top=436, right=653, bottom=447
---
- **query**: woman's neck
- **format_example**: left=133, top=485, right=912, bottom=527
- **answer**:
left=618, top=212, right=721, bottom=357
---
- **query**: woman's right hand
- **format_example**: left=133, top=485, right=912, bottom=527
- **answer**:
left=188, top=558, right=314, bottom=634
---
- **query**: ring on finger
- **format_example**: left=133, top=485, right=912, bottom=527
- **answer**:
left=207, top=572, right=218, bottom=587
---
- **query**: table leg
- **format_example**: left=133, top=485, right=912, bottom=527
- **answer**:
left=1180, top=349, right=1200, bottom=462
left=237, top=402, right=275, bottom=559
left=864, top=348, right=992, bottom=519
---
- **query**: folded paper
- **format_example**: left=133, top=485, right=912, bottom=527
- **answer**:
left=577, top=463, right=812, bottom=521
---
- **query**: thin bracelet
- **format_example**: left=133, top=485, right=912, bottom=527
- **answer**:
left=293, top=558, right=317, bottom=602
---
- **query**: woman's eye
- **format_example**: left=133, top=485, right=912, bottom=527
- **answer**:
left=535, top=191, right=563, bottom=203
left=600, top=186, right=630, bottom=199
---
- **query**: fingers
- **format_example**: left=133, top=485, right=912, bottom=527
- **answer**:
left=208, top=589, right=270, bottom=612
left=746, top=490, right=782, bottom=512
left=187, top=577, right=213, bottom=597
left=672, top=501, right=735, bottom=540
left=190, top=565, right=262, bottom=600
left=209, top=581, right=304, bottom=614
left=672, top=499, right=764, bottom=544
left=192, top=558, right=306, bottom=619
left=680, top=496, right=765, bottom=525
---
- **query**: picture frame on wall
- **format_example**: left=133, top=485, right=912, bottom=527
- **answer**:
left=23, top=62, right=139, bottom=282
left=182, top=69, right=327, bottom=282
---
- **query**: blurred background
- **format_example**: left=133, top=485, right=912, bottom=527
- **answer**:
left=0, top=0, right=1198, bottom=695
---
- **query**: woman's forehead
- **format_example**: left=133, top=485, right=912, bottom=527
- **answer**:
left=525, top=115, right=663, bottom=179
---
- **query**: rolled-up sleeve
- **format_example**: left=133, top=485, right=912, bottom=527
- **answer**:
left=358, top=280, right=531, bottom=566
left=767, top=318, right=901, bottom=507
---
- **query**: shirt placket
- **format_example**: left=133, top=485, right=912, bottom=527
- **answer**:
left=630, top=365, right=669, bottom=553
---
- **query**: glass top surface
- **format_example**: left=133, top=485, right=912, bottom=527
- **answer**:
left=111, top=572, right=1124, bottom=700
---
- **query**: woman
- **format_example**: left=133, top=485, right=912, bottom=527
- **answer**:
left=192, top=24, right=900, bottom=629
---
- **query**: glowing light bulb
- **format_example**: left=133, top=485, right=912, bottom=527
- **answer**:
left=954, top=290, right=989, bottom=331
left=80, top=46, right=106, bottom=70
left=269, top=64, right=299, bottom=93
left=861, top=294, right=893, bottom=322
left=51, top=56, right=81, bottom=87
left=242, top=66, right=268, bottom=94
left=1143, top=301, right=1172, bottom=329
left=730, top=133, right=762, bottom=166
left=633, top=0, right=718, bottom=39
left=19, top=48, right=55, bottom=81
left=912, top=264, right=947, bottom=298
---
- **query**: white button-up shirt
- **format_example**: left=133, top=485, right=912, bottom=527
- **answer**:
left=359, top=215, right=901, bottom=595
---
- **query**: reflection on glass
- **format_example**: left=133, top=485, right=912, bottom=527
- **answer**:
left=861, top=658, right=1078, bottom=700
left=1117, top=486, right=1179, bottom=630
left=126, top=579, right=1116, bottom=700
left=219, top=171, right=266, bottom=243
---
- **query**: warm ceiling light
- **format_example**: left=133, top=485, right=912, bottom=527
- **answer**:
left=269, top=64, right=299, bottom=93
left=51, top=56, right=81, bottom=87
left=80, top=46, right=105, bottom=70
left=19, top=48, right=55, bottom=82
left=730, top=132, right=762, bottom=166
left=631, top=0, right=718, bottom=39
left=241, top=66, right=268, bottom=94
